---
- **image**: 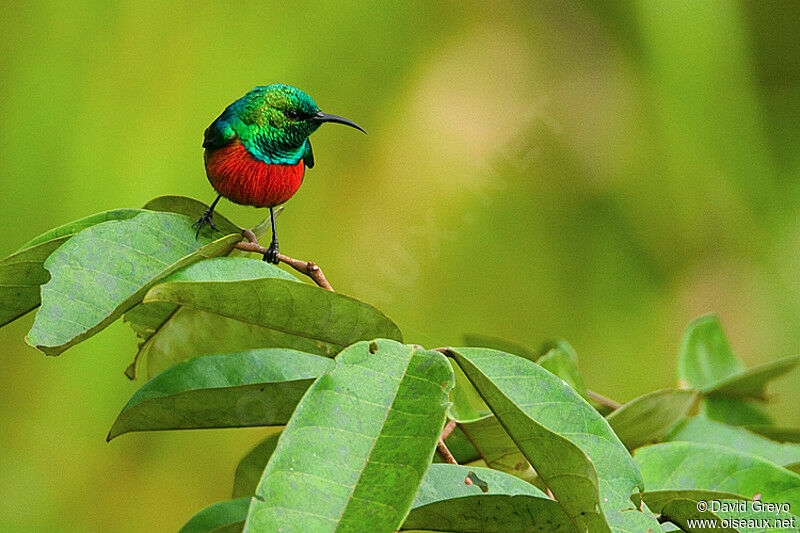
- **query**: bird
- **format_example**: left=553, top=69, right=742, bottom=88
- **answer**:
left=195, top=83, right=365, bottom=263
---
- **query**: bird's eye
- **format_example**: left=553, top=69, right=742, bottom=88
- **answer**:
left=285, top=109, right=300, bottom=120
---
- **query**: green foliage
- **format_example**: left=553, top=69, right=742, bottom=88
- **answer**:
left=3, top=197, right=800, bottom=532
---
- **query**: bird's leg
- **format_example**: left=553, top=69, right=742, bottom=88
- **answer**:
left=193, top=194, right=222, bottom=238
left=263, top=206, right=280, bottom=264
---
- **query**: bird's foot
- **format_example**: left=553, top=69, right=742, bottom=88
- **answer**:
left=193, top=210, right=219, bottom=238
left=263, top=241, right=280, bottom=264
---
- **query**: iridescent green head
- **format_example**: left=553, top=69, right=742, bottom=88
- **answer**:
left=207, top=83, right=365, bottom=165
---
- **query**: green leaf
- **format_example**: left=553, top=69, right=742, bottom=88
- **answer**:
left=704, top=396, right=773, bottom=427
left=179, top=497, right=251, bottom=533
left=402, top=464, right=576, bottom=532
left=454, top=415, right=537, bottom=483
left=678, top=314, right=745, bottom=389
left=123, top=257, right=297, bottom=378
left=635, top=442, right=800, bottom=512
left=126, top=258, right=297, bottom=342
left=462, top=333, right=538, bottom=360
left=142, top=276, right=403, bottom=376
left=243, top=340, right=454, bottom=532
left=668, top=416, right=800, bottom=469
left=710, top=500, right=798, bottom=532
left=606, top=389, right=697, bottom=450
left=535, top=339, right=587, bottom=397
left=142, top=195, right=241, bottom=234
left=448, top=358, right=490, bottom=422
left=439, top=424, right=481, bottom=465
left=26, top=211, right=241, bottom=355
left=642, top=490, right=746, bottom=514
left=703, top=355, right=800, bottom=400
left=107, top=349, right=332, bottom=440
left=448, top=347, right=662, bottom=532
left=144, top=308, right=340, bottom=379
left=233, top=431, right=282, bottom=498
left=0, top=209, right=143, bottom=327
left=657, top=498, right=737, bottom=533
left=745, top=426, right=800, bottom=444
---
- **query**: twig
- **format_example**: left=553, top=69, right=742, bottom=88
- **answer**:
left=586, top=389, right=622, bottom=411
left=441, top=419, right=457, bottom=440
left=437, top=438, right=458, bottom=465
left=235, top=229, right=334, bottom=291
left=436, top=419, right=459, bottom=465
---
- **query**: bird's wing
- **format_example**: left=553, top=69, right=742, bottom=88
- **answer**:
left=203, top=117, right=236, bottom=149
left=303, top=139, right=315, bottom=168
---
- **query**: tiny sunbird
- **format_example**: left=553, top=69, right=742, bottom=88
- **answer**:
left=196, top=83, right=365, bottom=263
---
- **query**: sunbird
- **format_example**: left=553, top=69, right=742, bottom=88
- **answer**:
left=195, top=83, right=365, bottom=263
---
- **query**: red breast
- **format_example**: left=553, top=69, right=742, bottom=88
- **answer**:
left=205, top=141, right=305, bottom=208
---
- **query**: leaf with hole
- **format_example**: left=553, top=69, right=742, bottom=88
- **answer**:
left=448, top=347, right=662, bottom=532
left=402, top=464, right=575, bottom=532
left=107, top=348, right=332, bottom=440
left=244, top=340, right=453, bottom=532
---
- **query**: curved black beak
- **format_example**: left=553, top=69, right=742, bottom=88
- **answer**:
left=311, top=111, right=366, bottom=133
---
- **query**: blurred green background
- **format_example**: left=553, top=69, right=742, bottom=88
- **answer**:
left=2, top=1, right=799, bottom=530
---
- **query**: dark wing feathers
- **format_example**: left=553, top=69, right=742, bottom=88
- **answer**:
left=202, top=117, right=235, bottom=149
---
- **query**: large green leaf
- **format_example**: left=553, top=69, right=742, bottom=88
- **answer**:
left=244, top=340, right=454, bottom=532
left=107, top=349, right=332, bottom=440
left=0, top=209, right=143, bottom=327
left=668, top=416, right=800, bottom=469
left=606, top=389, right=697, bottom=450
left=143, top=308, right=338, bottom=379
left=535, top=339, right=587, bottom=398
left=26, top=211, right=241, bottom=355
left=402, top=464, right=575, bottom=532
left=448, top=347, right=662, bottom=532
left=124, top=257, right=297, bottom=378
left=635, top=442, right=800, bottom=512
left=703, top=355, right=800, bottom=400
left=678, top=314, right=745, bottom=389
left=232, top=431, right=282, bottom=498
left=143, top=276, right=402, bottom=375
left=179, top=497, right=252, bottom=533
left=126, top=258, right=297, bottom=342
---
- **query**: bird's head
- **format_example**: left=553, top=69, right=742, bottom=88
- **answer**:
left=228, top=84, right=364, bottom=161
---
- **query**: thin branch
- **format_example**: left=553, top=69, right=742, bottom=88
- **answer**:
left=441, top=419, right=457, bottom=440
left=437, top=438, right=458, bottom=465
left=235, top=229, right=334, bottom=291
left=586, top=389, right=622, bottom=411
